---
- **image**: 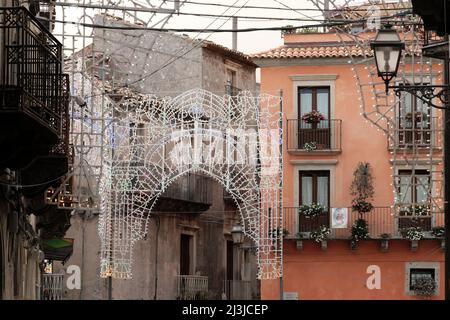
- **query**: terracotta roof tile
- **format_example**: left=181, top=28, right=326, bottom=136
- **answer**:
left=251, top=43, right=371, bottom=59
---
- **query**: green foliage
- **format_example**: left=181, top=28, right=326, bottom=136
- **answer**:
left=298, top=203, right=325, bottom=218
left=310, top=225, right=331, bottom=243
left=350, top=163, right=374, bottom=215
left=351, top=218, right=370, bottom=242
left=432, top=226, right=445, bottom=238
left=400, top=226, right=423, bottom=241
left=412, top=278, right=436, bottom=296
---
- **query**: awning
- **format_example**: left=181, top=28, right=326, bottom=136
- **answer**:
left=42, top=238, right=74, bottom=264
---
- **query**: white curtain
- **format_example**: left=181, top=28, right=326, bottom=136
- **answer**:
left=301, top=176, right=312, bottom=205
left=317, top=176, right=329, bottom=209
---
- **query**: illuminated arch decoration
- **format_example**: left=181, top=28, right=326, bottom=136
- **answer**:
left=98, top=88, right=283, bottom=279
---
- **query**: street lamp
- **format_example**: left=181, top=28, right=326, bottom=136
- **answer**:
left=231, top=224, right=244, bottom=245
left=371, top=24, right=450, bottom=109
left=370, top=25, right=405, bottom=94
left=371, top=22, right=450, bottom=300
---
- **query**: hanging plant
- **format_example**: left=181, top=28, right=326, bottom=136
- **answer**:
left=303, top=141, right=317, bottom=151
left=412, top=278, right=436, bottom=296
left=351, top=218, right=370, bottom=242
left=350, top=162, right=374, bottom=217
left=406, top=204, right=430, bottom=216
left=310, top=225, right=331, bottom=243
left=401, top=226, right=423, bottom=241
left=301, top=110, right=326, bottom=124
left=432, top=226, right=445, bottom=238
left=298, top=203, right=325, bottom=218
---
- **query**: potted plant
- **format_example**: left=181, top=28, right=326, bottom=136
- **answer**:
left=303, top=141, right=317, bottom=151
left=350, top=218, right=370, bottom=250
left=379, top=233, right=391, bottom=252
left=411, top=277, right=437, bottom=298
left=401, top=226, right=423, bottom=251
left=298, top=203, right=325, bottom=218
left=295, top=232, right=304, bottom=250
left=310, top=225, right=331, bottom=250
left=431, top=226, right=445, bottom=250
left=301, top=110, right=326, bottom=124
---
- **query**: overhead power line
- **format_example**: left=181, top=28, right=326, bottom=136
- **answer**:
left=135, top=0, right=412, bottom=12
left=55, top=2, right=333, bottom=22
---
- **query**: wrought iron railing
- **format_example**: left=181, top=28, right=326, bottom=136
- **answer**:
left=284, top=206, right=444, bottom=239
left=161, top=173, right=213, bottom=205
left=222, top=280, right=252, bottom=300
left=0, top=7, right=64, bottom=134
left=176, top=275, right=208, bottom=300
left=41, top=273, right=64, bottom=300
left=286, top=119, right=342, bottom=152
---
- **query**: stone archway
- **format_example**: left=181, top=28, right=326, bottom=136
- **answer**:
left=98, top=89, right=282, bottom=280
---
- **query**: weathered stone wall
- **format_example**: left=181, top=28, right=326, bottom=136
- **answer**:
left=0, top=191, right=41, bottom=300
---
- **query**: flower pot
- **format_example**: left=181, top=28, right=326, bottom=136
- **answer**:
left=441, top=239, right=445, bottom=251
left=321, top=240, right=327, bottom=251
left=380, top=239, right=389, bottom=252
left=296, top=240, right=303, bottom=251
left=410, top=240, right=419, bottom=252
left=350, top=241, right=357, bottom=251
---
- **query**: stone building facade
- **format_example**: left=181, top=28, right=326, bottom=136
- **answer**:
left=53, top=15, right=260, bottom=300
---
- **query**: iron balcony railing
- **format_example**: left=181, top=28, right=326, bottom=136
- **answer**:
left=388, top=116, right=443, bottom=149
left=0, top=6, right=65, bottom=135
left=286, top=119, right=342, bottom=152
left=41, top=273, right=64, bottom=300
left=161, top=173, right=213, bottom=205
left=284, top=206, right=444, bottom=239
left=176, top=275, right=208, bottom=300
left=222, top=280, right=252, bottom=300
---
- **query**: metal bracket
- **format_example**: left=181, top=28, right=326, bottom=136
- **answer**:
left=390, top=84, right=450, bottom=109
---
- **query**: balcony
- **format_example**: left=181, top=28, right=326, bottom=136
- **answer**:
left=388, top=117, right=443, bottom=151
left=222, top=280, right=252, bottom=300
left=176, top=275, right=209, bottom=300
left=284, top=207, right=444, bottom=239
left=153, top=173, right=213, bottom=213
left=422, top=30, right=448, bottom=60
left=0, top=7, right=66, bottom=170
left=41, top=273, right=64, bottom=300
left=286, top=119, right=342, bottom=155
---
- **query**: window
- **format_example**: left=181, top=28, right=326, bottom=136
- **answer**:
left=410, top=268, right=435, bottom=291
left=180, top=234, right=193, bottom=275
left=405, top=262, right=439, bottom=296
left=298, top=171, right=330, bottom=232
left=398, top=84, right=432, bottom=146
left=226, top=240, right=234, bottom=281
left=298, top=87, right=330, bottom=125
left=398, top=170, right=430, bottom=206
left=299, top=171, right=330, bottom=209
left=297, top=87, right=331, bottom=149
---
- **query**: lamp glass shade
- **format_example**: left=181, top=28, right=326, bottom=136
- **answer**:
left=231, top=225, right=244, bottom=244
left=370, top=26, right=405, bottom=81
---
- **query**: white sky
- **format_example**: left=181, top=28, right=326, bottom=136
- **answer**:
left=52, top=0, right=367, bottom=81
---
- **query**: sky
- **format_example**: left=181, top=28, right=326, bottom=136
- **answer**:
left=52, top=0, right=369, bottom=82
